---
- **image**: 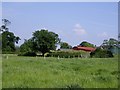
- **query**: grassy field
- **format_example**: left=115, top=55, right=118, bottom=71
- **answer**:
left=2, top=54, right=119, bottom=88
left=0, top=54, right=2, bottom=90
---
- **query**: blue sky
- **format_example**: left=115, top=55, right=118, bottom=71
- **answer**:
left=2, top=2, right=118, bottom=47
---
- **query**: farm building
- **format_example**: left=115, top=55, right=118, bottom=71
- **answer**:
left=73, top=46, right=96, bottom=52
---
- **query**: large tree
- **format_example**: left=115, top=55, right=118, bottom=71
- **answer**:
left=32, top=29, right=60, bottom=56
left=101, top=38, right=119, bottom=54
left=2, top=31, right=20, bottom=53
left=0, top=19, right=20, bottom=53
left=101, top=38, right=118, bottom=47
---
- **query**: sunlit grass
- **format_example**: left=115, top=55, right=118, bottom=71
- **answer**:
left=2, top=54, right=118, bottom=88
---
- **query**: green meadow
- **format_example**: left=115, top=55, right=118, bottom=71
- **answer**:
left=2, top=54, right=119, bottom=88
left=0, top=54, right=2, bottom=90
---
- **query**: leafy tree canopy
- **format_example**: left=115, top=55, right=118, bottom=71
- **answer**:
left=20, top=29, right=60, bottom=56
left=0, top=19, right=20, bottom=53
left=101, top=38, right=119, bottom=54
left=2, top=31, right=20, bottom=53
left=60, top=42, right=72, bottom=49
left=20, top=39, right=35, bottom=53
left=90, top=47, right=113, bottom=58
left=80, top=41, right=95, bottom=48
left=102, top=38, right=118, bottom=46
left=32, top=29, right=60, bottom=56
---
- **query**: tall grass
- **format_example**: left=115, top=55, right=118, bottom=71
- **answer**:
left=2, top=54, right=118, bottom=88
left=0, top=54, right=2, bottom=89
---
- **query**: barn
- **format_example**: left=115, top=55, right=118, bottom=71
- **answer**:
left=73, top=46, right=96, bottom=52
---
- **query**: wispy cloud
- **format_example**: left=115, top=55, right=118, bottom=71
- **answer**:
left=98, top=32, right=109, bottom=38
left=73, top=24, right=86, bottom=35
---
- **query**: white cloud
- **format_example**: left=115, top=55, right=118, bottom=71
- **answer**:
left=98, top=32, right=109, bottom=38
left=73, top=24, right=86, bottom=35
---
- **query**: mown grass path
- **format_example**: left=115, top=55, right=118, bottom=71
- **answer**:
left=2, top=54, right=118, bottom=88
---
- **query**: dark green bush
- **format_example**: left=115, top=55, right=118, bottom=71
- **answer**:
left=46, top=51, right=87, bottom=58
left=18, top=52, right=36, bottom=56
left=90, top=48, right=113, bottom=58
left=2, top=51, right=15, bottom=54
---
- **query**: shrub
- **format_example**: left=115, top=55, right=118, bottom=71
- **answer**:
left=2, top=51, right=15, bottom=54
left=46, top=51, right=89, bottom=58
left=90, top=48, right=113, bottom=58
left=18, top=52, right=36, bottom=56
left=46, top=51, right=81, bottom=58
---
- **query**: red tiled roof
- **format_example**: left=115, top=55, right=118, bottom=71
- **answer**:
left=73, top=46, right=96, bottom=52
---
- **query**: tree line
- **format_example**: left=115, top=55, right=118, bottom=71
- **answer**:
left=0, top=19, right=120, bottom=57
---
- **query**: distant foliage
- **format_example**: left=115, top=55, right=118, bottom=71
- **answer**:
left=1, top=31, right=20, bottom=53
left=0, top=19, right=20, bottom=54
left=18, top=52, right=36, bottom=56
left=80, top=41, right=95, bottom=47
left=101, top=38, right=119, bottom=54
left=90, top=48, right=113, bottom=58
left=19, top=39, right=35, bottom=53
left=47, top=51, right=89, bottom=58
left=60, top=42, right=72, bottom=49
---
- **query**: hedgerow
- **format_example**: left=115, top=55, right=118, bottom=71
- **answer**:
left=90, top=48, right=114, bottom=58
left=46, top=50, right=89, bottom=58
left=18, top=52, right=36, bottom=56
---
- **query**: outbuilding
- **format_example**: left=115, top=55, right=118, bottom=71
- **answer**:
left=73, top=46, right=96, bottom=52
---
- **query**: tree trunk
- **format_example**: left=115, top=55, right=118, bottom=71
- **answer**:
left=42, top=53, right=45, bottom=57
